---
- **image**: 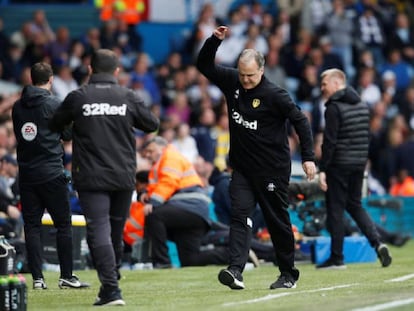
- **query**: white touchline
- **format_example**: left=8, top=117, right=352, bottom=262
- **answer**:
left=385, top=273, right=414, bottom=283
left=350, top=298, right=414, bottom=311
left=222, top=284, right=356, bottom=307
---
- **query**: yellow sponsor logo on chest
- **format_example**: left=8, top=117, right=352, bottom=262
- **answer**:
left=252, top=99, right=260, bottom=108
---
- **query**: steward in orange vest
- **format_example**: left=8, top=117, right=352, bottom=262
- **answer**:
left=95, top=0, right=145, bottom=25
left=137, top=136, right=228, bottom=268
left=389, top=169, right=414, bottom=196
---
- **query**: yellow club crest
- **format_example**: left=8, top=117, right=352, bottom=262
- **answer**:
left=252, top=99, right=260, bottom=108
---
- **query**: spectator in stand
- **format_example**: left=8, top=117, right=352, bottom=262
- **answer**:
left=226, top=6, right=248, bottom=39
left=99, top=19, right=118, bottom=50
left=51, top=64, right=79, bottom=101
left=0, top=154, right=23, bottom=239
left=324, top=0, right=356, bottom=83
left=355, top=5, right=387, bottom=70
left=190, top=107, right=217, bottom=164
left=393, top=130, right=414, bottom=179
left=172, top=123, right=199, bottom=164
left=79, top=27, right=101, bottom=56
left=296, top=62, right=321, bottom=122
left=165, top=91, right=191, bottom=128
left=187, top=3, right=220, bottom=62
left=369, top=113, right=407, bottom=191
left=187, top=72, right=222, bottom=108
left=46, top=26, right=72, bottom=65
left=380, top=70, right=403, bottom=118
left=356, top=67, right=382, bottom=110
left=241, top=22, right=268, bottom=56
left=130, top=53, right=161, bottom=107
left=0, top=43, right=26, bottom=84
left=28, top=9, right=55, bottom=43
left=316, top=36, right=344, bottom=75
left=213, top=108, right=229, bottom=172
left=9, top=21, right=33, bottom=52
left=300, top=0, right=332, bottom=36
left=22, top=31, right=49, bottom=66
left=386, top=12, right=414, bottom=66
left=380, top=48, right=412, bottom=93
left=281, top=39, right=309, bottom=97
left=67, top=41, right=85, bottom=72
left=264, top=49, right=287, bottom=90
left=400, top=86, right=414, bottom=131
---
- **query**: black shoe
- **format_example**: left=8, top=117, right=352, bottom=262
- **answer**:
left=376, top=243, right=392, bottom=267
left=218, top=269, right=245, bottom=290
left=316, top=258, right=346, bottom=270
left=93, top=288, right=125, bottom=306
left=58, top=275, right=90, bottom=289
left=269, top=273, right=297, bottom=289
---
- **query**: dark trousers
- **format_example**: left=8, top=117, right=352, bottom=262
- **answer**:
left=326, top=167, right=381, bottom=261
left=228, top=170, right=296, bottom=274
left=145, top=205, right=229, bottom=267
left=20, top=174, right=73, bottom=280
left=78, top=190, right=131, bottom=291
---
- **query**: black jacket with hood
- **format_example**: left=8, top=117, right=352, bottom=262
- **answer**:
left=12, top=85, right=69, bottom=184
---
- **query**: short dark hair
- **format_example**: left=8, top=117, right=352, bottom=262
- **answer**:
left=136, top=170, right=149, bottom=183
left=90, top=49, right=119, bottom=74
left=31, top=62, right=53, bottom=86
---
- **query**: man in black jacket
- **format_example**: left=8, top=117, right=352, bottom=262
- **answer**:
left=317, top=68, right=392, bottom=269
left=12, top=62, right=89, bottom=290
left=49, top=49, right=159, bottom=306
left=197, top=26, right=316, bottom=290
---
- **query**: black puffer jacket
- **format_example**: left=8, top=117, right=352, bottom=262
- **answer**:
left=319, top=86, right=370, bottom=172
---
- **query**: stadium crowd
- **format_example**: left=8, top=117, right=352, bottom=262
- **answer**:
left=0, top=0, right=414, bottom=251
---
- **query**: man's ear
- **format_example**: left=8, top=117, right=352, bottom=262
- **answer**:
left=114, top=67, right=120, bottom=77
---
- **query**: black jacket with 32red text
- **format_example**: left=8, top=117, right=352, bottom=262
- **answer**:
left=197, top=35, right=314, bottom=177
left=49, top=73, right=159, bottom=191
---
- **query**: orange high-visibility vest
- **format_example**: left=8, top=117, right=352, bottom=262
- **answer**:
left=124, top=144, right=204, bottom=246
left=389, top=176, right=414, bottom=196
left=124, top=201, right=145, bottom=246
left=95, top=0, right=115, bottom=21
left=148, top=144, right=204, bottom=205
left=115, top=0, right=145, bottom=25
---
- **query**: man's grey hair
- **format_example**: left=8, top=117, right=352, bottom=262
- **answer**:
left=239, top=49, right=265, bottom=69
left=142, top=136, right=168, bottom=149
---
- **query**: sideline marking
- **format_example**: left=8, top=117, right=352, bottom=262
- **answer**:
left=351, top=298, right=414, bottom=311
left=222, top=284, right=355, bottom=307
left=385, top=273, right=414, bottom=283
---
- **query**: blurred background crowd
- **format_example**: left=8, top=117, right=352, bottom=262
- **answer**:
left=0, top=0, right=414, bottom=227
